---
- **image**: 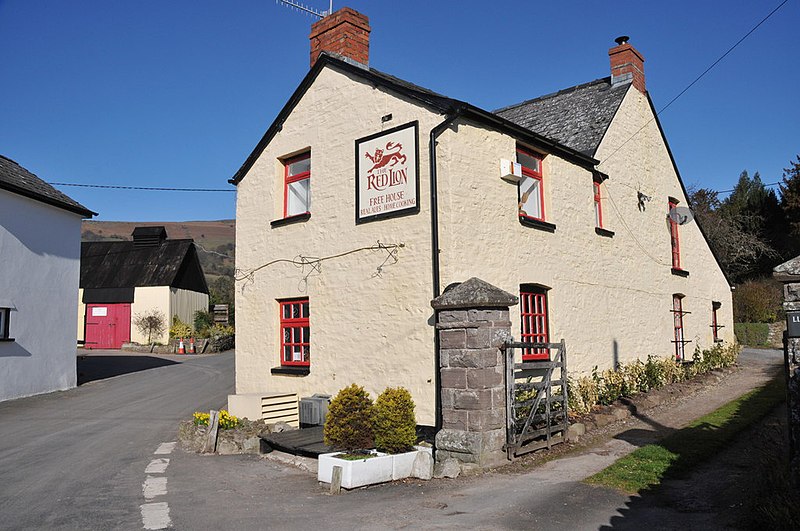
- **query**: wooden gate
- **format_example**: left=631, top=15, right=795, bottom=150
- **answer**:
left=502, top=339, right=569, bottom=457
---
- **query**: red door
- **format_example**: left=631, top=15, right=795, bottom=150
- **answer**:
left=85, top=304, right=131, bottom=349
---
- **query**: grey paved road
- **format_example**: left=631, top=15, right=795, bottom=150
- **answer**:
left=0, top=350, right=233, bottom=530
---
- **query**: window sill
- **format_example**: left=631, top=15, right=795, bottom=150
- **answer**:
left=271, top=366, right=310, bottom=376
left=519, top=217, right=556, bottom=233
left=595, top=227, right=615, bottom=238
left=271, top=212, right=311, bottom=228
left=671, top=268, right=690, bottom=277
left=0, top=338, right=15, bottom=342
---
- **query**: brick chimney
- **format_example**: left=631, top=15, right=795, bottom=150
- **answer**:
left=309, top=7, right=370, bottom=68
left=609, top=36, right=645, bottom=92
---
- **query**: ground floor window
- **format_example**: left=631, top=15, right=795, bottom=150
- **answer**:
left=0, top=308, right=10, bottom=340
left=280, top=298, right=310, bottom=366
left=711, top=301, right=723, bottom=342
left=672, top=294, right=691, bottom=362
left=520, top=286, right=549, bottom=360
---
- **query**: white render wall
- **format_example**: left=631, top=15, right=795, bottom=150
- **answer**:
left=233, top=66, right=734, bottom=425
left=0, top=190, right=83, bottom=402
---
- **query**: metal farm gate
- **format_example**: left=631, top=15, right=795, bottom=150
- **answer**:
left=502, top=339, right=569, bottom=457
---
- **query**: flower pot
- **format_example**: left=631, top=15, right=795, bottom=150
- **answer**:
left=317, top=446, right=433, bottom=488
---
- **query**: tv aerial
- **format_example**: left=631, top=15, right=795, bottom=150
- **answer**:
left=276, top=0, right=333, bottom=19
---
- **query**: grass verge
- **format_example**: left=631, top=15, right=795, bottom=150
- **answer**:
left=585, top=377, right=785, bottom=493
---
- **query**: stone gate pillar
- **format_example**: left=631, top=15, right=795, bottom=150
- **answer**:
left=774, top=258, right=800, bottom=486
left=431, top=277, right=518, bottom=474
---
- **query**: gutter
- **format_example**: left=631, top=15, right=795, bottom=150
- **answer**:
left=429, top=107, right=465, bottom=435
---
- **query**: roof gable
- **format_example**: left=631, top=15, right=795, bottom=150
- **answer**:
left=0, top=155, right=95, bottom=217
left=229, top=53, right=597, bottom=185
left=494, top=78, right=630, bottom=157
left=80, top=239, right=208, bottom=293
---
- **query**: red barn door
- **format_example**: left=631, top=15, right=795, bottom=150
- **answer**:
left=85, top=304, right=131, bottom=349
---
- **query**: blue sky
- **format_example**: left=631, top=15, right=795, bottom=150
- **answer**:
left=1, top=0, right=797, bottom=221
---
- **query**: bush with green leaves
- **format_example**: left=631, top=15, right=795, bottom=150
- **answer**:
left=323, top=384, right=375, bottom=452
left=568, top=343, right=740, bottom=414
left=373, top=387, right=417, bottom=454
left=169, top=315, right=193, bottom=339
left=193, top=310, right=215, bottom=337
left=734, top=322, right=770, bottom=346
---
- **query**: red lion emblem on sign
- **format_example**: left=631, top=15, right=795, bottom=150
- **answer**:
left=365, top=142, right=407, bottom=174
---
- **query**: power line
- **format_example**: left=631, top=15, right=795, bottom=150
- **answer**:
left=48, top=182, right=235, bottom=192
left=598, top=0, right=789, bottom=168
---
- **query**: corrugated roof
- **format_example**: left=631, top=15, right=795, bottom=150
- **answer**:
left=494, top=77, right=631, bottom=157
left=0, top=155, right=95, bottom=217
left=80, top=239, right=208, bottom=293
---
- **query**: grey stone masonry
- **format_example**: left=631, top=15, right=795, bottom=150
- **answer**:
left=431, top=278, right=518, bottom=471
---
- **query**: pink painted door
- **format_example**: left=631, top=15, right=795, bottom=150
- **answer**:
left=85, top=304, right=131, bottom=349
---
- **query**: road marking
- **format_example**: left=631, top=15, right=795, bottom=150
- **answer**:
left=154, top=442, right=176, bottom=455
left=140, top=502, right=171, bottom=530
left=143, top=476, right=167, bottom=499
left=145, top=458, right=170, bottom=474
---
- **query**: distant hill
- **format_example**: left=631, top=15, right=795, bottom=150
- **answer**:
left=81, top=220, right=235, bottom=280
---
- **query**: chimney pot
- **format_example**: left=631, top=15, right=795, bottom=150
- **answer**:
left=614, top=35, right=629, bottom=46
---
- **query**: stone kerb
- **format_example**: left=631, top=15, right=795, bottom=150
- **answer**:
left=431, top=278, right=518, bottom=472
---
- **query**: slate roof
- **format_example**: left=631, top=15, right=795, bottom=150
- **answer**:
left=0, top=155, right=95, bottom=217
left=80, top=239, right=209, bottom=293
left=494, top=77, right=631, bottom=157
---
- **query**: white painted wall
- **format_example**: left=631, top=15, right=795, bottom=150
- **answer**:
left=0, top=190, right=84, bottom=401
left=233, top=65, right=734, bottom=424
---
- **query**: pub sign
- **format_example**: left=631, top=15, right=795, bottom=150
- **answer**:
left=355, top=121, right=419, bottom=224
left=787, top=311, right=800, bottom=338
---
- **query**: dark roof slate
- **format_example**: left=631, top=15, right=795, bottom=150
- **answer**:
left=80, top=239, right=208, bottom=293
left=494, top=77, right=631, bottom=157
left=0, top=155, right=95, bottom=217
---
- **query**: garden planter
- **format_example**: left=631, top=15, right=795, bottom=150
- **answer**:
left=317, top=446, right=432, bottom=488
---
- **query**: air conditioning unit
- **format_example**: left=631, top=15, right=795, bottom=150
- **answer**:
left=500, top=159, right=522, bottom=183
left=299, top=394, right=331, bottom=426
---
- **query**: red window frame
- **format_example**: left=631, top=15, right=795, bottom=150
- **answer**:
left=593, top=181, right=603, bottom=229
left=673, top=295, right=685, bottom=362
left=520, top=288, right=549, bottom=360
left=279, top=298, right=310, bottom=367
left=283, top=152, right=311, bottom=218
left=711, top=301, right=722, bottom=342
left=669, top=200, right=681, bottom=269
left=517, top=147, right=545, bottom=222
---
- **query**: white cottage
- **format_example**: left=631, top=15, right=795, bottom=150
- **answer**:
left=0, top=155, right=95, bottom=402
left=228, top=9, right=733, bottom=426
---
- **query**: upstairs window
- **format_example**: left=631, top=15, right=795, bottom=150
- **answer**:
left=668, top=199, right=681, bottom=269
left=520, top=285, right=549, bottom=361
left=280, top=298, right=310, bottom=367
left=593, top=180, right=603, bottom=229
left=517, top=147, right=545, bottom=222
left=284, top=152, right=311, bottom=218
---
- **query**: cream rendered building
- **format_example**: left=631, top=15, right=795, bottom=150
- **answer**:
left=230, top=10, right=732, bottom=426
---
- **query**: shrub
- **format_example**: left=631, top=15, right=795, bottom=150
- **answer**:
left=733, top=278, right=783, bottom=323
left=568, top=375, right=599, bottom=415
left=734, top=322, right=770, bottom=346
left=208, top=323, right=235, bottom=352
left=323, top=384, right=375, bottom=452
left=192, top=410, right=239, bottom=430
left=170, top=315, right=193, bottom=339
left=193, top=310, right=215, bottom=337
left=133, top=309, right=166, bottom=344
left=373, top=387, right=417, bottom=454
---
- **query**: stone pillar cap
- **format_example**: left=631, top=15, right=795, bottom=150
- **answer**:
left=431, top=277, right=518, bottom=310
left=774, top=255, right=800, bottom=282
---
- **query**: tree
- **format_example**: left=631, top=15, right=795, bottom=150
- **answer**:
left=133, top=309, right=166, bottom=344
left=780, top=155, right=800, bottom=240
left=689, top=186, right=778, bottom=282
